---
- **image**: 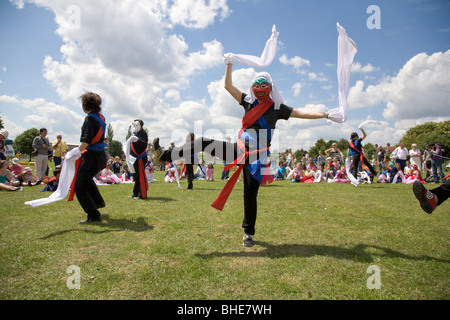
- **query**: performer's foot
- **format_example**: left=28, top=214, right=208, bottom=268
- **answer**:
left=243, top=234, right=254, bottom=247
left=152, top=137, right=164, bottom=165
left=413, top=180, right=437, bottom=214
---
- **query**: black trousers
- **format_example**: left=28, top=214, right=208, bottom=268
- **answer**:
left=75, top=150, right=106, bottom=220
left=351, top=154, right=377, bottom=178
left=430, top=179, right=450, bottom=206
left=164, top=137, right=260, bottom=235
left=132, top=157, right=148, bottom=198
left=185, top=163, right=194, bottom=189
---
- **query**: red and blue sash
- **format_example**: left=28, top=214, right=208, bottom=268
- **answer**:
left=211, top=99, right=274, bottom=211
left=68, top=113, right=106, bottom=202
left=131, top=139, right=148, bottom=199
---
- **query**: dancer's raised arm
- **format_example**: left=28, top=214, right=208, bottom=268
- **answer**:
left=224, top=63, right=242, bottom=103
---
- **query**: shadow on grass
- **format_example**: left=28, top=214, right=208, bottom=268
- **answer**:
left=196, top=241, right=450, bottom=264
left=40, top=214, right=153, bottom=240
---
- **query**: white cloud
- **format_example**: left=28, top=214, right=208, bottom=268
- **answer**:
left=308, top=72, right=328, bottom=82
left=351, top=62, right=379, bottom=73
left=168, top=0, right=231, bottom=29
left=348, top=50, right=450, bottom=120
left=279, top=53, right=310, bottom=74
left=0, top=95, right=85, bottom=142
left=5, top=0, right=232, bottom=145
left=292, top=82, right=302, bottom=97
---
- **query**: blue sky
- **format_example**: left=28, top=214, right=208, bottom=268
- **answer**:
left=1, top=0, right=449, bottom=152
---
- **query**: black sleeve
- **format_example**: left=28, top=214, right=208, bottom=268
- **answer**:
left=279, top=104, right=294, bottom=120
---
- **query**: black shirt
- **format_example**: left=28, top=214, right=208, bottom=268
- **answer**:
left=131, top=129, right=148, bottom=157
left=240, top=93, right=293, bottom=148
left=80, top=113, right=104, bottom=146
left=240, top=93, right=293, bottom=131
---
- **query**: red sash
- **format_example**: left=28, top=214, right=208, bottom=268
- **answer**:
left=68, top=149, right=88, bottom=202
left=211, top=99, right=273, bottom=211
left=349, top=141, right=364, bottom=164
left=131, top=142, right=148, bottom=199
left=68, top=114, right=105, bottom=202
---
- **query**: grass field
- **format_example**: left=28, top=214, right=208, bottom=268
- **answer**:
left=1, top=166, right=449, bottom=300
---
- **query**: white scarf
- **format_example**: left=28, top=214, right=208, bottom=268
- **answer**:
left=24, top=151, right=78, bottom=207
left=124, top=136, right=137, bottom=174
left=327, top=23, right=358, bottom=123
left=358, top=120, right=381, bottom=129
left=345, top=157, right=359, bottom=187
left=223, top=25, right=278, bottom=68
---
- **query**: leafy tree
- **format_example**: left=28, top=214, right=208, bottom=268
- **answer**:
left=0, top=115, right=4, bottom=130
left=106, top=123, right=114, bottom=145
left=109, top=140, right=124, bottom=159
left=363, top=142, right=376, bottom=158
left=12, top=128, right=40, bottom=160
left=400, top=121, right=450, bottom=154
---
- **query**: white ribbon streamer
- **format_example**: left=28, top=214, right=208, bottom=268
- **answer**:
left=25, top=155, right=76, bottom=207
left=345, top=157, right=359, bottom=187
left=358, top=120, right=382, bottom=129
left=124, top=136, right=137, bottom=174
left=224, top=25, right=279, bottom=68
left=327, top=23, right=358, bottom=123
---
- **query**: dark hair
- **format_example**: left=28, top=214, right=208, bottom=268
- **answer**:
left=81, top=92, right=102, bottom=113
left=40, top=128, right=47, bottom=133
left=134, top=119, right=144, bottom=127
left=350, top=132, right=358, bottom=140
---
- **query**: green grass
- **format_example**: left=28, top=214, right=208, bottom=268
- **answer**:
left=1, top=166, right=449, bottom=300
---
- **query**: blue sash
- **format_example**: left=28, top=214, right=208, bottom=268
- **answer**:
left=86, top=113, right=107, bottom=152
left=242, top=101, right=272, bottom=183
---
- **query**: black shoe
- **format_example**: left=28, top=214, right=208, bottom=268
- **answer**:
left=243, top=234, right=254, bottom=247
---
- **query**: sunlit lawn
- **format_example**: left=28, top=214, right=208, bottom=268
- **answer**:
left=1, top=166, right=449, bottom=300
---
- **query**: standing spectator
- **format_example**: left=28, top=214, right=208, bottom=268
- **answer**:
left=111, top=156, right=122, bottom=175
left=206, top=163, right=215, bottom=181
left=32, top=128, right=52, bottom=184
left=52, top=134, right=68, bottom=168
left=317, top=150, right=325, bottom=168
left=377, top=145, right=386, bottom=172
left=0, top=129, right=8, bottom=160
left=409, top=143, right=422, bottom=169
left=430, top=142, right=445, bottom=183
left=325, top=143, right=344, bottom=165
left=385, top=143, right=392, bottom=168
left=391, top=142, right=408, bottom=172
left=286, top=149, right=293, bottom=167
left=423, top=145, right=433, bottom=180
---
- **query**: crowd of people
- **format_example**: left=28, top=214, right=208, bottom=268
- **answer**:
left=0, top=125, right=448, bottom=192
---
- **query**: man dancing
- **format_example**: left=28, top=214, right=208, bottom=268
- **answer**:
left=152, top=63, right=328, bottom=247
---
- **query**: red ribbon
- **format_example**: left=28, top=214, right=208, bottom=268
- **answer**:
left=131, top=142, right=148, bottom=199
left=211, top=99, right=273, bottom=211
left=68, top=149, right=87, bottom=202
